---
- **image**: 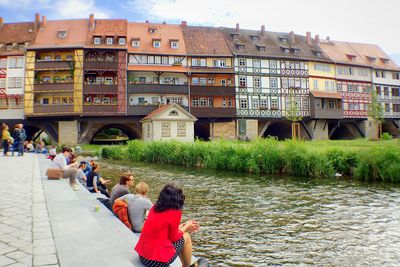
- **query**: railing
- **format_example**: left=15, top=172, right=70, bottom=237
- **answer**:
left=128, top=84, right=189, bottom=95
left=343, top=109, right=368, bottom=118
left=127, top=105, right=159, bottom=115
left=83, top=105, right=118, bottom=114
left=35, top=61, right=73, bottom=70
left=33, top=104, right=74, bottom=114
left=84, top=61, right=118, bottom=70
left=83, top=84, right=118, bottom=94
left=190, top=107, right=236, bottom=118
left=190, top=86, right=235, bottom=97
left=34, top=83, right=74, bottom=92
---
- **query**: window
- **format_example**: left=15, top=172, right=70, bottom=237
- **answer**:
left=259, top=47, right=265, bottom=52
left=169, top=110, right=179, bottom=116
left=102, top=97, right=110, bottom=104
left=0, top=78, right=5, bottom=88
left=228, top=98, right=233, bottom=107
left=199, top=98, right=207, bottom=106
left=392, top=87, right=399, bottom=97
left=222, top=98, right=227, bottom=107
left=376, top=86, right=381, bottom=95
left=105, top=77, right=114, bottom=85
left=161, top=122, right=171, bottom=137
left=240, top=99, right=248, bottom=109
left=153, top=40, right=161, bottom=48
left=162, top=56, right=168, bottom=65
left=147, top=123, right=151, bottom=138
left=254, top=77, right=261, bottom=88
left=392, top=72, right=400, bottom=80
left=239, top=76, right=246, bottom=87
left=208, top=98, right=213, bottom=107
left=192, top=98, right=199, bottom=106
left=16, top=78, right=22, bottom=88
left=149, top=28, right=157, bottom=33
left=0, top=98, right=7, bottom=108
left=6, top=44, right=12, bottom=50
left=221, top=79, right=226, bottom=86
left=106, top=37, right=113, bottom=45
left=8, top=58, right=16, bottom=68
left=385, top=103, right=390, bottom=112
left=313, top=80, right=319, bottom=89
left=192, top=77, right=199, bottom=85
left=9, top=98, right=17, bottom=108
left=191, top=58, right=206, bottom=67
left=94, top=37, right=101, bottom=45
left=138, top=97, right=145, bottom=104
left=177, top=122, right=186, bottom=137
left=57, top=30, right=67, bottom=39
left=270, top=78, right=277, bottom=88
left=132, top=40, right=140, bottom=47
left=269, top=60, right=277, bottom=69
left=55, top=55, right=62, bottom=61
left=238, top=58, right=246, bottom=67
left=303, top=98, right=309, bottom=110
left=328, top=100, right=335, bottom=109
left=238, top=45, right=244, bottom=51
left=252, top=99, right=259, bottom=109
left=384, top=87, right=389, bottom=96
left=284, top=48, right=290, bottom=54
left=8, top=77, right=16, bottom=88
left=171, top=41, right=179, bottom=49
left=0, top=59, right=6, bottom=69
left=294, top=49, right=300, bottom=54
left=199, top=78, right=207, bottom=86
left=42, top=98, right=49, bottom=105
left=271, top=99, right=278, bottom=110
left=66, top=55, right=73, bottom=61
left=393, top=104, right=400, bottom=112
left=207, top=78, right=215, bottom=86
left=119, top=37, right=126, bottom=45
left=214, top=59, right=226, bottom=67
left=152, top=97, right=159, bottom=105
left=260, top=99, right=268, bottom=109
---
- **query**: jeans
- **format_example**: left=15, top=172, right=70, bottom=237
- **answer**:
left=18, top=141, right=24, bottom=155
left=2, top=140, right=9, bottom=155
left=11, top=141, right=19, bottom=156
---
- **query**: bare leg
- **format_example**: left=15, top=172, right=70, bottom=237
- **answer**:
left=179, top=232, right=193, bottom=267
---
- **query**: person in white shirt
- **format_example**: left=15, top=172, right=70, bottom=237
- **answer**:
left=49, top=146, right=79, bottom=190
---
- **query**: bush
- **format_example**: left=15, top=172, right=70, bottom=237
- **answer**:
left=326, top=149, right=357, bottom=176
left=381, top=132, right=393, bottom=140
left=101, top=146, right=127, bottom=160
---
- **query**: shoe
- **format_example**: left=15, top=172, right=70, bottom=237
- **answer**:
left=71, top=184, right=81, bottom=191
left=190, top=257, right=210, bottom=267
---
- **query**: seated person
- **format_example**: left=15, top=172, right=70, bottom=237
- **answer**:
left=118, top=182, right=153, bottom=233
left=35, top=141, right=48, bottom=154
left=26, top=141, right=35, bottom=153
left=76, top=161, right=88, bottom=186
left=48, top=145, right=57, bottom=160
left=109, top=173, right=135, bottom=208
left=48, top=146, right=80, bottom=190
left=83, top=159, right=93, bottom=176
left=86, top=162, right=111, bottom=198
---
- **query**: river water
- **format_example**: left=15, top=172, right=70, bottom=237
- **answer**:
left=100, top=160, right=400, bottom=266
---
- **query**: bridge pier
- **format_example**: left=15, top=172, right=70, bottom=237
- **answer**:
left=307, top=120, right=329, bottom=140
left=59, top=120, right=79, bottom=145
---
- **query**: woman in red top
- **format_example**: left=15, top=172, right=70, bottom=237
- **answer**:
left=135, top=184, right=199, bottom=267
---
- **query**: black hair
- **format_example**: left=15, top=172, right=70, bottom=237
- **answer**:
left=62, top=146, right=72, bottom=153
left=154, top=184, right=185, bottom=212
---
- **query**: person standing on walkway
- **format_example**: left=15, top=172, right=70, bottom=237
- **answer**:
left=118, top=181, right=153, bottom=233
left=11, top=124, right=20, bottom=156
left=49, top=146, right=80, bottom=190
left=2, top=124, right=12, bottom=156
left=17, top=124, right=26, bottom=156
left=135, top=183, right=200, bottom=267
left=109, top=173, right=135, bottom=208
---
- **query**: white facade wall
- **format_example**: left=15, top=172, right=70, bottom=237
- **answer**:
left=6, top=56, right=25, bottom=95
left=150, top=120, right=194, bottom=142
left=372, top=69, right=400, bottom=118
left=336, top=65, right=372, bottom=82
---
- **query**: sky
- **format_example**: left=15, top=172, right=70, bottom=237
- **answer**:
left=1, top=0, right=399, bottom=65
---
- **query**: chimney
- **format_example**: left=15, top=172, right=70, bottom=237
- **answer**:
left=34, top=13, right=40, bottom=32
left=40, top=15, right=46, bottom=29
left=162, top=21, right=166, bottom=24
left=261, top=25, right=265, bottom=36
left=145, top=20, right=149, bottom=23
left=235, top=23, right=239, bottom=33
left=326, top=36, right=330, bottom=41
left=181, top=21, right=187, bottom=27
left=89, top=13, right=94, bottom=30
left=0, top=17, right=3, bottom=28
left=315, top=34, right=320, bottom=43
left=306, top=32, right=312, bottom=46
left=289, top=31, right=295, bottom=44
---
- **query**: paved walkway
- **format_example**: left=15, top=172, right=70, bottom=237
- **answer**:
left=0, top=154, right=192, bottom=267
left=0, top=154, right=58, bottom=267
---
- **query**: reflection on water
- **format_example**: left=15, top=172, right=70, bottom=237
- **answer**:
left=100, top=160, right=400, bottom=266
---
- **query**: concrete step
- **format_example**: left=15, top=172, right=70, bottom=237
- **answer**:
left=38, top=156, right=195, bottom=267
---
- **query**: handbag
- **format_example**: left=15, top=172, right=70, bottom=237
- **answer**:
left=46, top=168, right=64, bottom=180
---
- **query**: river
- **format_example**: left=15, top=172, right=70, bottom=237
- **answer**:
left=100, top=159, right=400, bottom=266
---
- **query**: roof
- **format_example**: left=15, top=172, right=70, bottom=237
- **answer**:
left=347, top=42, right=399, bottom=71
left=128, top=65, right=188, bottom=73
left=318, top=40, right=371, bottom=67
left=0, top=22, right=36, bottom=55
left=140, top=103, right=197, bottom=122
left=87, top=19, right=127, bottom=49
left=220, top=27, right=332, bottom=62
left=127, top=22, right=186, bottom=55
left=310, top=91, right=342, bottom=99
left=181, top=26, right=232, bottom=56
left=29, top=19, right=89, bottom=49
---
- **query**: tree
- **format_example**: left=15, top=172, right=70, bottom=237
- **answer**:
left=285, top=89, right=303, bottom=140
left=368, top=89, right=384, bottom=140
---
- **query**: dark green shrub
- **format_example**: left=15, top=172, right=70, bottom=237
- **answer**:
left=326, top=149, right=357, bottom=176
left=381, top=132, right=393, bottom=140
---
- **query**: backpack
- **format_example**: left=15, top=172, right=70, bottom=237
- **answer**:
left=112, top=199, right=132, bottom=229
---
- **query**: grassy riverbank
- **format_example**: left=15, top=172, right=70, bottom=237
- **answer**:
left=96, top=138, right=400, bottom=182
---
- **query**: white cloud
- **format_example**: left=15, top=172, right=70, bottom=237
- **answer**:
left=0, top=0, right=32, bottom=9
left=48, top=0, right=110, bottom=19
left=127, top=0, right=400, bottom=56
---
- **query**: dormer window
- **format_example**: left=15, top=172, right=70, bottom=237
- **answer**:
left=93, top=37, right=101, bottom=45
left=131, top=39, right=140, bottom=47
left=231, top=33, right=239, bottom=40
left=6, top=44, right=12, bottom=50
left=284, top=48, right=290, bottom=54
left=170, top=40, right=179, bottom=49
left=380, top=58, right=390, bottom=64
left=346, top=54, right=356, bottom=61
left=366, top=56, right=376, bottom=62
left=57, top=30, right=67, bottom=39
left=280, top=38, right=288, bottom=44
left=293, top=49, right=300, bottom=55
left=316, top=52, right=322, bottom=58
left=237, top=44, right=244, bottom=51
left=259, top=47, right=265, bottom=52
left=251, top=35, right=259, bottom=42
left=153, top=40, right=161, bottom=48
left=149, top=28, right=157, bottom=33
left=106, top=37, right=113, bottom=45
left=18, top=43, right=24, bottom=50
left=118, top=37, right=126, bottom=45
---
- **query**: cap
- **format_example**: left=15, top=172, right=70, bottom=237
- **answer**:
left=79, top=161, right=87, bottom=165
